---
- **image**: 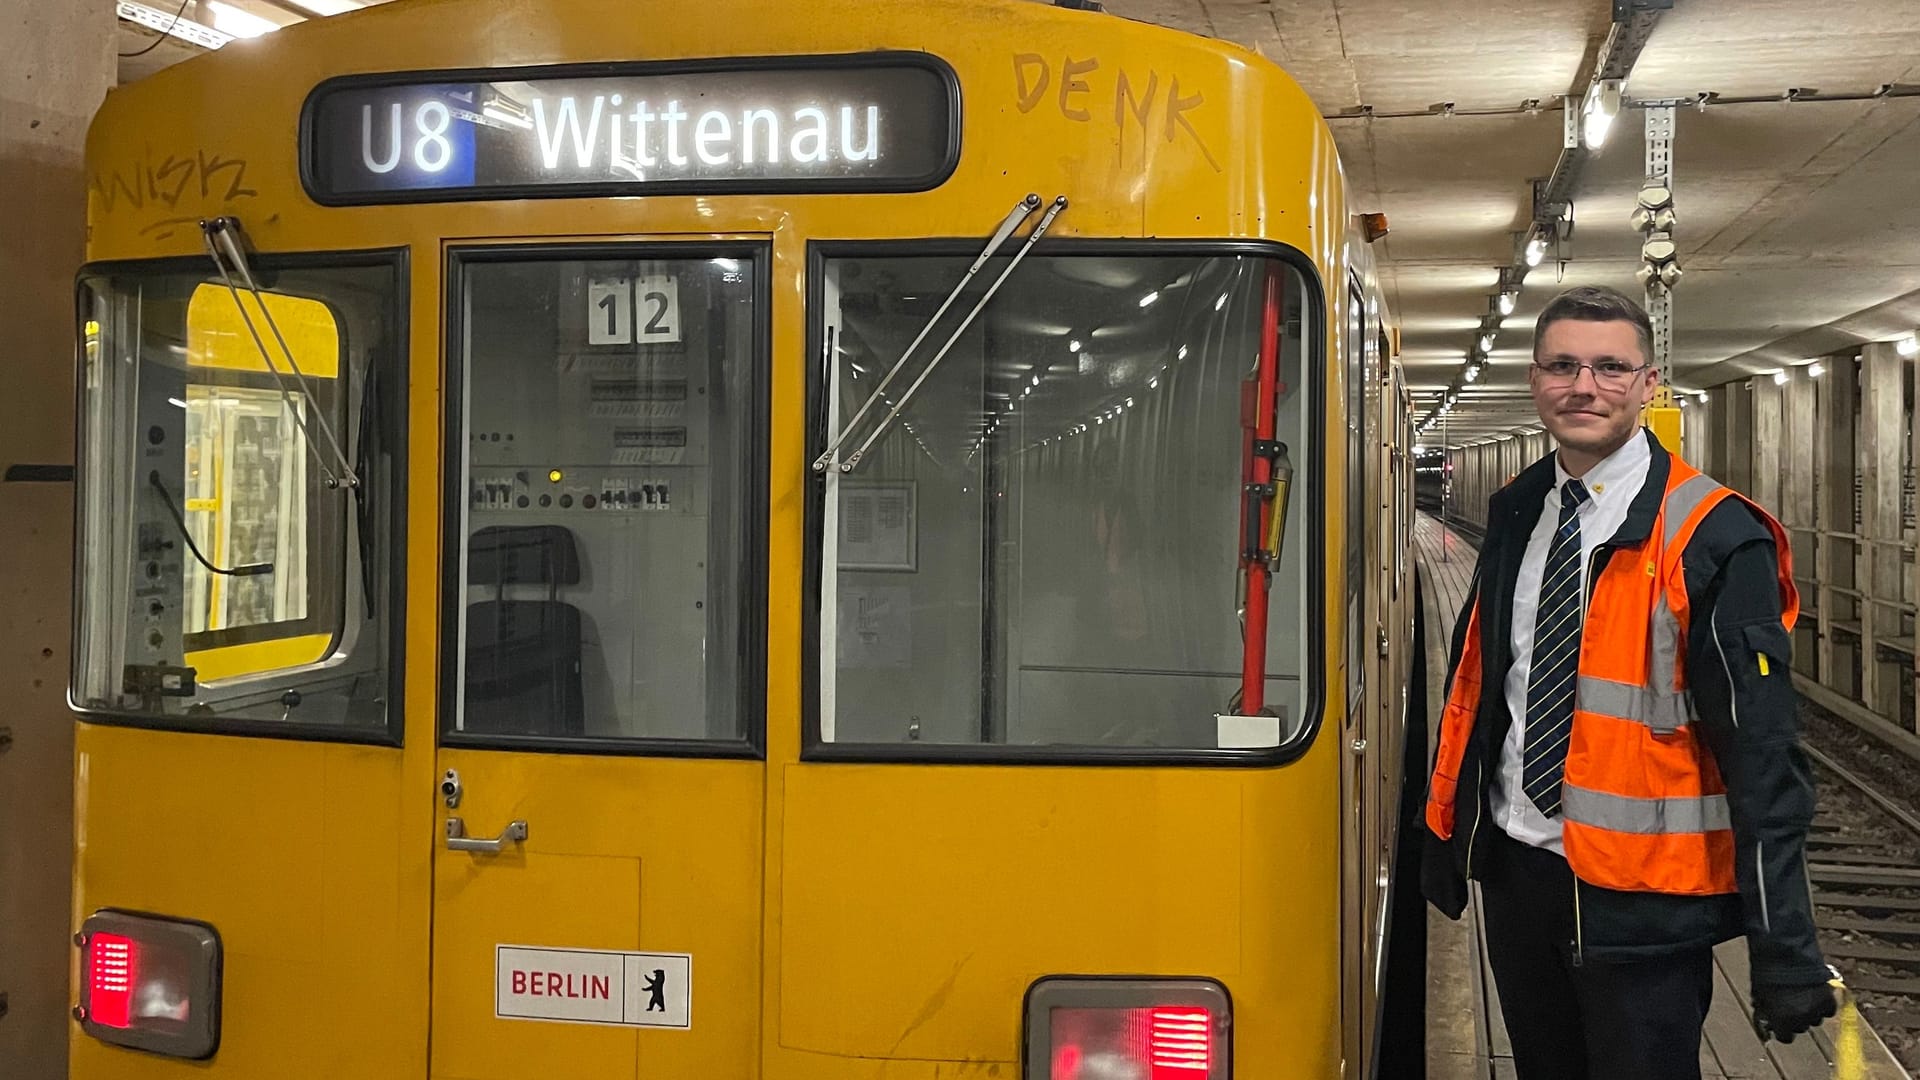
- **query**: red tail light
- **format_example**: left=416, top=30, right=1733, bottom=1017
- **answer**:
left=1026, top=977, right=1231, bottom=1079
left=1149, top=1007, right=1213, bottom=1073
left=76, top=911, right=221, bottom=1059
left=85, top=933, right=139, bottom=1029
left=1047, top=1006, right=1214, bottom=1078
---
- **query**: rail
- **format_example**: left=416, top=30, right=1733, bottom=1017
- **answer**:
left=1802, top=739, right=1920, bottom=1074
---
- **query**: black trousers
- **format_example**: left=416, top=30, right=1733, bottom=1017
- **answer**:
left=1478, top=828, right=1715, bottom=1080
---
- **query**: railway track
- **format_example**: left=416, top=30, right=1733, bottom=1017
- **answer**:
left=1804, top=732, right=1920, bottom=1072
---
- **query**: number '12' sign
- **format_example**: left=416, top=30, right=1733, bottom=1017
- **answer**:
left=587, top=275, right=681, bottom=346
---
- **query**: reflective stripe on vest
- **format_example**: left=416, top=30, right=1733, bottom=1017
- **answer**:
left=1563, top=785, right=1732, bottom=834
left=1662, top=473, right=1721, bottom=548
left=1575, top=672, right=1689, bottom=734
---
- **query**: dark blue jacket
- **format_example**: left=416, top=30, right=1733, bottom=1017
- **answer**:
left=1422, top=430, right=1828, bottom=989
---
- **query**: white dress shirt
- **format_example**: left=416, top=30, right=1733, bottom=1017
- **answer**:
left=1495, top=433, right=1652, bottom=852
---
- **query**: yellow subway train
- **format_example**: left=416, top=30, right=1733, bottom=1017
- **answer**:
left=68, top=0, right=1424, bottom=1075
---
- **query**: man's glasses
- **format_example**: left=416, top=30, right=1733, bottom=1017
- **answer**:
left=1533, top=358, right=1650, bottom=389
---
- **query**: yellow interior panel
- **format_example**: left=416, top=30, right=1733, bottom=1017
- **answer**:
left=187, top=284, right=340, bottom=380
left=185, top=632, right=335, bottom=683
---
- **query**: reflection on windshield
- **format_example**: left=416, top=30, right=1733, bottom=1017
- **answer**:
left=818, top=253, right=1313, bottom=751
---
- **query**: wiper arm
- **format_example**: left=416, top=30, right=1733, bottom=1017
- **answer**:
left=813, top=194, right=1043, bottom=473
left=841, top=195, right=1069, bottom=475
left=353, top=359, right=380, bottom=618
left=148, top=471, right=274, bottom=577
left=201, top=216, right=360, bottom=490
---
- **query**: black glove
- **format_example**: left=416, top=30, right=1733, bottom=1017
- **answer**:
left=1751, top=980, right=1837, bottom=1043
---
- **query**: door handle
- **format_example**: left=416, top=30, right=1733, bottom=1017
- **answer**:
left=445, top=816, right=528, bottom=853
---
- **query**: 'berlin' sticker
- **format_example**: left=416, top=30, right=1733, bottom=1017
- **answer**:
left=496, top=944, right=690, bottom=1029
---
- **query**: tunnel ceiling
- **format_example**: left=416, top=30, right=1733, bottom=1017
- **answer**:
left=114, top=0, right=1920, bottom=445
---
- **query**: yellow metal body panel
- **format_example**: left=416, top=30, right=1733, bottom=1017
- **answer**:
left=431, top=751, right=763, bottom=1079
left=69, top=726, right=431, bottom=1078
left=772, top=758, right=1341, bottom=1073
left=72, top=0, right=1401, bottom=1076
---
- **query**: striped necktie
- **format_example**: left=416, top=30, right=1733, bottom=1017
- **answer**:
left=1522, top=477, right=1591, bottom=817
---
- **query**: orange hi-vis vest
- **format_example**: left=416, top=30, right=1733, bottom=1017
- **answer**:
left=1425, top=455, right=1797, bottom=896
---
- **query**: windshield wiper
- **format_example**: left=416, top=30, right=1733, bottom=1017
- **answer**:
left=815, top=194, right=1069, bottom=475
left=353, top=357, right=381, bottom=618
left=201, top=216, right=360, bottom=490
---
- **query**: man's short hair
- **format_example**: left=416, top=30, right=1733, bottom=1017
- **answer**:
left=1533, top=286, right=1655, bottom=368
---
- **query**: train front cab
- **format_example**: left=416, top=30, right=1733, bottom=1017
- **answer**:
left=68, top=2, right=1422, bottom=1077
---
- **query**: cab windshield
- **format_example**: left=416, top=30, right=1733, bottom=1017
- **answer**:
left=812, top=248, right=1318, bottom=756
left=73, top=258, right=402, bottom=734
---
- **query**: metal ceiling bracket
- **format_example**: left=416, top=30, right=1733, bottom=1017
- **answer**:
left=1614, top=0, right=1673, bottom=19
left=1641, top=105, right=1678, bottom=370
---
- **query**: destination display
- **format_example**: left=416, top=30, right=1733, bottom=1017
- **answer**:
left=303, top=57, right=958, bottom=203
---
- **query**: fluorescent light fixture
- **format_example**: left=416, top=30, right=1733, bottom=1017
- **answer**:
left=1138, top=291, right=1160, bottom=308
left=1215, top=294, right=1228, bottom=312
left=1897, top=334, right=1919, bottom=358
left=204, top=0, right=277, bottom=38
left=1479, top=334, right=1494, bottom=352
left=1583, top=79, right=1623, bottom=149
left=1177, top=345, right=1189, bottom=360
left=1525, top=235, right=1547, bottom=267
left=1031, top=374, right=1041, bottom=386
left=1498, top=292, right=1517, bottom=316
left=1068, top=339, right=1083, bottom=353
left=284, top=0, right=361, bottom=13
left=116, top=0, right=232, bottom=47
left=1773, top=370, right=1789, bottom=386
left=1807, top=361, right=1825, bottom=378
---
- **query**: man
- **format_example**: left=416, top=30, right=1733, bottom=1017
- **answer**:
left=1422, top=285, right=1837, bottom=1079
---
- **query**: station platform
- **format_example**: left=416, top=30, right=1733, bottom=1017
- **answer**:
left=1414, top=513, right=1913, bottom=1080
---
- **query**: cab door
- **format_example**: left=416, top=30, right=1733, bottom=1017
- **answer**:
left=428, top=243, right=768, bottom=1079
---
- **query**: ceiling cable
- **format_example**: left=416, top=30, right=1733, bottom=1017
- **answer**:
left=118, top=0, right=193, bottom=57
